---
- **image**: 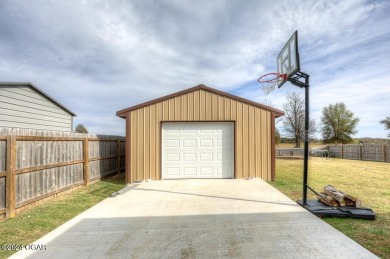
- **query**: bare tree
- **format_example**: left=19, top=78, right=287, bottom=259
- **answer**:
left=282, top=92, right=316, bottom=147
left=260, top=98, right=274, bottom=107
left=260, top=98, right=283, bottom=124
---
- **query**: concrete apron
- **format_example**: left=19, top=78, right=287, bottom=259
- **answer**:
left=10, top=179, right=378, bottom=259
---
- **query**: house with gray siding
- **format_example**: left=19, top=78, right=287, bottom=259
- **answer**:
left=0, top=82, right=75, bottom=132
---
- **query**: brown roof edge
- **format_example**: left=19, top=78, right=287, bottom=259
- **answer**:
left=116, top=84, right=285, bottom=118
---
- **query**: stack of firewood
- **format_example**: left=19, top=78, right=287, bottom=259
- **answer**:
left=317, top=185, right=362, bottom=208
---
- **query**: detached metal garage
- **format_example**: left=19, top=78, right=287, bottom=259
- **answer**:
left=116, top=84, right=284, bottom=183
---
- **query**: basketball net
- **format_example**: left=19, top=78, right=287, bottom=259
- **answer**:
left=258, top=73, right=287, bottom=95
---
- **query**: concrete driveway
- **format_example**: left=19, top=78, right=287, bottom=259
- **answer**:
left=11, top=179, right=377, bottom=258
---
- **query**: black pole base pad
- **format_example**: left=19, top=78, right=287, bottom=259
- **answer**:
left=297, top=199, right=376, bottom=220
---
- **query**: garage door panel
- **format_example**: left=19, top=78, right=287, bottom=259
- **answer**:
left=164, top=126, right=180, bottom=133
left=166, top=153, right=180, bottom=161
left=199, top=139, right=213, bottom=147
left=166, top=139, right=180, bottom=147
left=182, top=128, right=196, bottom=134
left=183, top=139, right=197, bottom=147
left=183, top=167, right=197, bottom=175
left=215, top=128, right=223, bottom=134
left=162, top=122, right=234, bottom=179
left=183, top=153, right=197, bottom=161
left=200, top=167, right=214, bottom=175
left=200, top=129, right=213, bottom=134
left=200, top=153, right=213, bottom=161
left=166, top=167, right=180, bottom=176
left=199, top=124, right=213, bottom=132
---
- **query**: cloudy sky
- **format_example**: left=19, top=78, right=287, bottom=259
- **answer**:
left=1, top=0, right=389, bottom=138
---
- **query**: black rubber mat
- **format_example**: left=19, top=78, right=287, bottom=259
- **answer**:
left=297, top=200, right=376, bottom=220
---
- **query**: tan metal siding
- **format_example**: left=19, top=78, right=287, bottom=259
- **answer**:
left=235, top=102, right=243, bottom=178
left=129, top=112, right=137, bottom=181
left=243, top=104, right=249, bottom=178
left=188, top=92, right=194, bottom=120
left=126, top=89, right=274, bottom=182
left=254, top=109, right=264, bottom=179
left=261, top=110, right=268, bottom=180
left=149, top=105, right=156, bottom=179
left=248, top=106, right=255, bottom=178
left=156, top=102, right=163, bottom=181
left=125, top=113, right=130, bottom=183
left=217, top=95, right=223, bottom=118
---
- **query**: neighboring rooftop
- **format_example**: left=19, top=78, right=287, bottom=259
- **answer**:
left=0, top=82, right=76, bottom=116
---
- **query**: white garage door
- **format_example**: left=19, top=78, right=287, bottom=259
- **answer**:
left=162, top=122, right=234, bottom=179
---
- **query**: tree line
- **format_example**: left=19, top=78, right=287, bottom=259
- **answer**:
left=277, top=92, right=390, bottom=147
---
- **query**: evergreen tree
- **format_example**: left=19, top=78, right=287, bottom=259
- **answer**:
left=75, top=124, right=88, bottom=133
left=275, top=128, right=281, bottom=144
left=380, top=116, right=390, bottom=137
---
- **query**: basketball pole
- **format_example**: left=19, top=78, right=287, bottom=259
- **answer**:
left=303, top=75, right=309, bottom=206
left=289, top=71, right=310, bottom=206
left=259, top=29, right=310, bottom=207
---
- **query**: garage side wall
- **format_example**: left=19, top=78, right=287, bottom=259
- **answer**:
left=126, top=89, right=272, bottom=182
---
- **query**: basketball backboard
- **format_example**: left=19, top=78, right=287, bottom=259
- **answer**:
left=277, top=31, right=300, bottom=88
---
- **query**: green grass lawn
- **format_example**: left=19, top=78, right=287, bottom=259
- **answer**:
left=0, top=174, right=126, bottom=258
left=270, top=158, right=390, bottom=258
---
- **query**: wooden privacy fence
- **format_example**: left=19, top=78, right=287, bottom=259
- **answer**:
left=328, top=144, right=390, bottom=163
left=275, top=148, right=329, bottom=158
left=0, top=130, right=125, bottom=219
left=276, top=148, right=304, bottom=157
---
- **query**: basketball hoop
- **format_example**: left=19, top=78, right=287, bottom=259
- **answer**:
left=258, top=72, right=287, bottom=95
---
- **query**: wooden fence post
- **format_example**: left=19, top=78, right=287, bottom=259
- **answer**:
left=117, top=139, right=121, bottom=174
left=5, top=136, right=16, bottom=218
left=384, top=144, right=387, bottom=163
left=341, top=145, right=344, bottom=159
left=83, top=138, right=89, bottom=187
left=360, top=145, right=363, bottom=160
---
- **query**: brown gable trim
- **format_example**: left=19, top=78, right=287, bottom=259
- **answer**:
left=116, top=84, right=284, bottom=118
